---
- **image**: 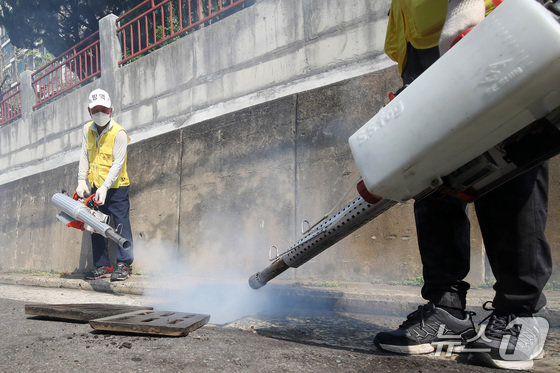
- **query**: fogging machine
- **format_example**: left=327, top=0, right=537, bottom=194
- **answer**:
left=249, top=0, right=560, bottom=289
left=52, top=192, right=131, bottom=249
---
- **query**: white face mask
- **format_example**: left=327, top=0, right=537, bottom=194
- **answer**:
left=92, top=112, right=111, bottom=127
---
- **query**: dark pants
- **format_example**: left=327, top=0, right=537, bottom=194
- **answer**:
left=91, top=186, right=134, bottom=267
left=402, top=43, right=552, bottom=315
left=416, top=163, right=551, bottom=315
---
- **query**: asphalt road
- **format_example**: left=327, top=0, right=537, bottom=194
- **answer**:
left=1, top=284, right=557, bottom=372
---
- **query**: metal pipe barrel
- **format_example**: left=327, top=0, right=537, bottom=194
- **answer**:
left=248, top=197, right=395, bottom=289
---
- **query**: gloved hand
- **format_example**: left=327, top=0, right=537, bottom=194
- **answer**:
left=439, top=0, right=485, bottom=56
left=76, top=180, right=90, bottom=198
left=95, top=185, right=108, bottom=205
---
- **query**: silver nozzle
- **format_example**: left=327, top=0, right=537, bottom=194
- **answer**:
left=248, top=273, right=266, bottom=289
left=248, top=257, right=289, bottom=290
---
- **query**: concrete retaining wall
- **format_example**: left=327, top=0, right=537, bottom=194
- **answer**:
left=3, top=67, right=559, bottom=286
left=0, top=0, right=393, bottom=185
left=0, top=0, right=558, bottom=287
left=0, top=69, right=436, bottom=284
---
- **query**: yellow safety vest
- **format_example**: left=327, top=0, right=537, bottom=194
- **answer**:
left=87, top=120, right=130, bottom=189
left=385, top=0, right=502, bottom=74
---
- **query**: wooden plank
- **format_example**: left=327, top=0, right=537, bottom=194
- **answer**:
left=25, top=303, right=154, bottom=323
left=89, top=310, right=210, bottom=336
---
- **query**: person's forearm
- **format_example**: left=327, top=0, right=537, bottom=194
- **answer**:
left=78, top=125, right=89, bottom=181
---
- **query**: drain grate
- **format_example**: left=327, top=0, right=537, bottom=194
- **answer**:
left=89, top=310, right=210, bottom=336
left=25, top=303, right=154, bottom=322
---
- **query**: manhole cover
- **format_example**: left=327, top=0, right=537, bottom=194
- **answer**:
left=25, top=303, right=154, bottom=322
left=89, top=310, right=210, bottom=336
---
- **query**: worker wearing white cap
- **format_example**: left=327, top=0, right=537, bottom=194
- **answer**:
left=76, top=88, right=134, bottom=282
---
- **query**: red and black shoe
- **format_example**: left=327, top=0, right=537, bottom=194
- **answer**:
left=110, top=262, right=131, bottom=282
left=85, top=265, right=113, bottom=280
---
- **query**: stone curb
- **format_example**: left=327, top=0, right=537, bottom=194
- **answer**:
left=1, top=274, right=558, bottom=326
left=0, top=274, right=144, bottom=296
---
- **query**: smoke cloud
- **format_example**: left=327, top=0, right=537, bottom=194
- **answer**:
left=133, top=230, right=286, bottom=325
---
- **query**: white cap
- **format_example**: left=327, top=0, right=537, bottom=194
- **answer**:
left=88, top=88, right=111, bottom=109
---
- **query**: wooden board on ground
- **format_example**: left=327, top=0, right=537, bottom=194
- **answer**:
left=25, top=303, right=154, bottom=322
left=89, top=310, right=210, bottom=336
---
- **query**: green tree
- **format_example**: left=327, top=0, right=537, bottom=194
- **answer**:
left=0, top=0, right=138, bottom=56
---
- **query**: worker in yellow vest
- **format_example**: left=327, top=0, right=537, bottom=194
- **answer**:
left=76, top=88, right=134, bottom=282
left=374, top=1, right=551, bottom=370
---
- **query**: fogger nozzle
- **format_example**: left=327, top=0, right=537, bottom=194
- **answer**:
left=248, top=274, right=265, bottom=290
left=249, top=257, right=290, bottom=289
left=107, top=229, right=132, bottom=249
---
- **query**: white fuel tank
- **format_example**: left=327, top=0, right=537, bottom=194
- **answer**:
left=349, top=0, right=560, bottom=201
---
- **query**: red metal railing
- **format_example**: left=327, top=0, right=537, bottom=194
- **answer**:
left=0, top=83, right=22, bottom=126
left=0, top=0, right=253, bottom=113
left=32, top=31, right=101, bottom=108
left=117, top=0, right=250, bottom=65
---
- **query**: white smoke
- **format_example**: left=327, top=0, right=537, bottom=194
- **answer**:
left=133, top=236, right=282, bottom=325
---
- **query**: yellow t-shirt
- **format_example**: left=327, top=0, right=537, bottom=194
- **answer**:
left=385, top=0, right=448, bottom=74
left=385, top=0, right=502, bottom=74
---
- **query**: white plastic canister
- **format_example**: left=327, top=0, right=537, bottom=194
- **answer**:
left=349, top=0, right=560, bottom=201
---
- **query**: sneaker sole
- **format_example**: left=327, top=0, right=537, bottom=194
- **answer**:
left=85, top=274, right=112, bottom=280
left=534, top=349, right=545, bottom=360
left=110, top=275, right=129, bottom=282
left=376, top=339, right=469, bottom=355
left=470, top=352, right=534, bottom=371
left=377, top=342, right=435, bottom=355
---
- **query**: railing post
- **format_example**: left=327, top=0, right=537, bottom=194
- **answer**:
left=20, top=71, right=36, bottom=117
left=99, top=13, right=122, bottom=111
